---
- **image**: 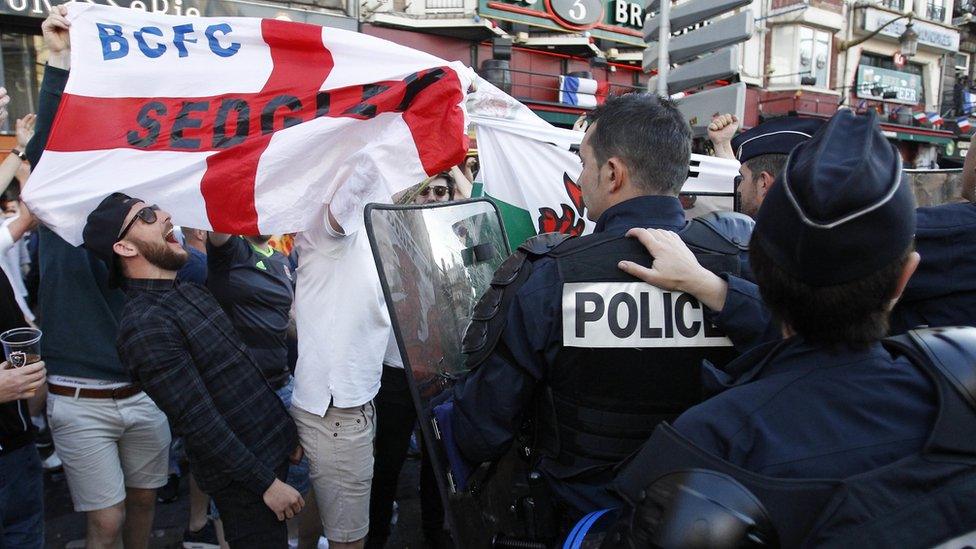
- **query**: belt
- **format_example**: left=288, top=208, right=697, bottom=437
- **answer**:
left=48, top=383, right=143, bottom=400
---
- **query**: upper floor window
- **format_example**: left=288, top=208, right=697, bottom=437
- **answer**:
left=798, top=27, right=831, bottom=88
left=926, top=0, right=946, bottom=21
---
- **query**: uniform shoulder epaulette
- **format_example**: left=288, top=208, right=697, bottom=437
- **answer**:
left=517, top=231, right=573, bottom=256
left=681, top=211, right=754, bottom=255
left=462, top=231, right=574, bottom=368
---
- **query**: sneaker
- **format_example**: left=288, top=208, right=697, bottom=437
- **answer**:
left=40, top=450, right=62, bottom=472
left=157, top=473, right=180, bottom=503
left=183, top=519, right=220, bottom=549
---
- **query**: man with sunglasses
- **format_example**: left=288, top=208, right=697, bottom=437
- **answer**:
left=82, top=193, right=305, bottom=548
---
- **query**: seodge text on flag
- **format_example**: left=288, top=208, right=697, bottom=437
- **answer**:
left=25, top=3, right=471, bottom=245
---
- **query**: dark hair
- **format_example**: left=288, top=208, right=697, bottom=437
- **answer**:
left=434, top=172, right=456, bottom=201
left=750, top=236, right=910, bottom=349
left=743, top=154, right=788, bottom=182
left=586, top=93, right=692, bottom=195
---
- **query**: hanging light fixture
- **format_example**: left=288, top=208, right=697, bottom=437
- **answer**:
left=899, top=19, right=919, bottom=58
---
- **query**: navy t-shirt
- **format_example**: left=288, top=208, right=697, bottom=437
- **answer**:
left=207, top=237, right=294, bottom=383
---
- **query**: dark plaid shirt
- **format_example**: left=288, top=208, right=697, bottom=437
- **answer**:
left=117, top=278, right=297, bottom=496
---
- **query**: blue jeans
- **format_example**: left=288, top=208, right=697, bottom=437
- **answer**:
left=0, top=444, right=43, bottom=548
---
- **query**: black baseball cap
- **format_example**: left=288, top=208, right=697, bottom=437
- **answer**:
left=82, top=192, right=144, bottom=288
left=732, top=116, right=825, bottom=164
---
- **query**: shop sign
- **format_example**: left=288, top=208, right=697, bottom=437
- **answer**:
left=480, top=0, right=646, bottom=46
left=856, top=64, right=923, bottom=105
left=860, top=7, right=960, bottom=53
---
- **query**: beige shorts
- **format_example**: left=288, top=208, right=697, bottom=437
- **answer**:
left=292, top=402, right=376, bottom=543
left=48, top=392, right=171, bottom=512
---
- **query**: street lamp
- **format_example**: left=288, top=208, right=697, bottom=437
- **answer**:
left=838, top=12, right=918, bottom=58
left=899, top=21, right=919, bottom=57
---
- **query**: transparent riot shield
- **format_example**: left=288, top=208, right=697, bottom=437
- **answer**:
left=365, top=199, right=512, bottom=548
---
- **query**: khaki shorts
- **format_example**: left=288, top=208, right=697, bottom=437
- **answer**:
left=292, top=402, right=376, bottom=543
left=48, top=392, right=171, bottom=512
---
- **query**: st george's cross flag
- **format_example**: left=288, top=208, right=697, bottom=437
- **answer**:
left=24, top=3, right=471, bottom=245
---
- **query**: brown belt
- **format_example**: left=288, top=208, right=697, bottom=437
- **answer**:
left=48, top=383, right=143, bottom=400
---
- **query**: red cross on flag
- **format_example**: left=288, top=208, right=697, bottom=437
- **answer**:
left=24, top=3, right=471, bottom=245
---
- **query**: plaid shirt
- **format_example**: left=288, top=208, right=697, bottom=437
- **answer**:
left=117, top=278, right=297, bottom=496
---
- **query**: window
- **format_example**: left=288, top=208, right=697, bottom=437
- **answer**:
left=798, top=27, right=831, bottom=88
left=926, top=0, right=946, bottom=21
left=955, top=52, right=970, bottom=73
left=882, top=0, right=904, bottom=9
left=0, top=27, right=46, bottom=133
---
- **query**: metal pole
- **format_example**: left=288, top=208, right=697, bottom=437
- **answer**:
left=656, top=0, right=670, bottom=97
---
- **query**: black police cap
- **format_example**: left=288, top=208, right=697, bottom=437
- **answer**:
left=82, top=192, right=143, bottom=288
left=752, top=109, right=915, bottom=287
left=732, top=116, right=825, bottom=164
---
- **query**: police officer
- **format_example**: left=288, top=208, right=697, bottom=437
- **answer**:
left=620, top=108, right=934, bottom=477
left=442, top=93, right=739, bottom=526
left=682, top=116, right=976, bottom=353
left=729, top=116, right=824, bottom=219
left=603, top=108, right=976, bottom=548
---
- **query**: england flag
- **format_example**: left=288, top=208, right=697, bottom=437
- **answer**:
left=24, top=3, right=472, bottom=245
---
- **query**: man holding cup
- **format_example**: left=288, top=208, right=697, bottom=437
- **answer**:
left=0, top=328, right=46, bottom=549
left=82, top=193, right=304, bottom=548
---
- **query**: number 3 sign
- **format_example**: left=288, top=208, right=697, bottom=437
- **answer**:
left=547, top=0, right=603, bottom=29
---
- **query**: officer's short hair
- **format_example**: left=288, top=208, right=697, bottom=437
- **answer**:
left=587, top=94, right=692, bottom=196
left=743, top=154, right=788, bottom=182
left=750, top=236, right=911, bottom=349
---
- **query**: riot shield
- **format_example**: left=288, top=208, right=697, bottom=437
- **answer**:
left=365, top=199, right=513, bottom=548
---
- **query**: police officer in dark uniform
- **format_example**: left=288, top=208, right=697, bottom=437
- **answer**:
left=729, top=116, right=824, bottom=219
left=680, top=116, right=976, bottom=353
left=441, top=93, right=742, bottom=526
left=601, top=110, right=976, bottom=547
left=620, top=109, right=934, bottom=476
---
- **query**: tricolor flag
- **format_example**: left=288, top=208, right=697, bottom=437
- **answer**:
left=958, top=117, right=972, bottom=133
left=928, top=112, right=944, bottom=126
left=24, top=3, right=471, bottom=245
left=913, top=111, right=929, bottom=124
left=558, top=75, right=599, bottom=109
left=469, top=79, right=740, bottom=249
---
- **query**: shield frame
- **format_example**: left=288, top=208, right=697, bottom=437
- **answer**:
left=365, top=198, right=512, bottom=548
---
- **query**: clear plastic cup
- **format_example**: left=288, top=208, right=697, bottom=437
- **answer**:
left=0, top=327, right=42, bottom=368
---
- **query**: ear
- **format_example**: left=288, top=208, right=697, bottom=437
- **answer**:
left=605, top=157, right=628, bottom=193
left=113, top=239, right=139, bottom=259
left=889, top=251, right=921, bottom=309
left=757, top=171, right=776, bottom=197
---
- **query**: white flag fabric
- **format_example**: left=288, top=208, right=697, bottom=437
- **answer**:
left=469, top=79, right=739, bottom=249
left=25, top=3, right=471, bottom=245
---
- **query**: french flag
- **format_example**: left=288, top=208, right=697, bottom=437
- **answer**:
left=958, top=117, right=973, bottom=133
left=913, top=111, right=929, bottom=124
left=24, top=3, right=471, bottom=245
left=928, top=112, right=944, bottom=126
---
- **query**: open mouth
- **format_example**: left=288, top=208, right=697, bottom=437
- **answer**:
left=164, top=227, right=178, bottom=244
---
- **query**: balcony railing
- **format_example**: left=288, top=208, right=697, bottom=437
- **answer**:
left=881, top=0, right=904, bottom=10
left=926, top=3, right=946, bottom=20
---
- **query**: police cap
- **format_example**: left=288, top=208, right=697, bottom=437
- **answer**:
left=752, top=109, right=915, bottom=287
left=732, top=116, right=825, bottom=163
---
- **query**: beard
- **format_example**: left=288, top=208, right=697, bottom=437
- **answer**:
left=135, top=239, right=189, bottom=272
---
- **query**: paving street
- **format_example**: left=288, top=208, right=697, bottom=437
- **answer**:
left=43, top=457, right=427, bottom=549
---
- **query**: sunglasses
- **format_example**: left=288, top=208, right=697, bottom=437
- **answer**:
left=420, top=186, right=450, bottom=198
left=118, top=205, right=160, bottom=240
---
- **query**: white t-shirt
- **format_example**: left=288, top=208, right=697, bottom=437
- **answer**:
left=291, top=220, right=401, bottom=414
